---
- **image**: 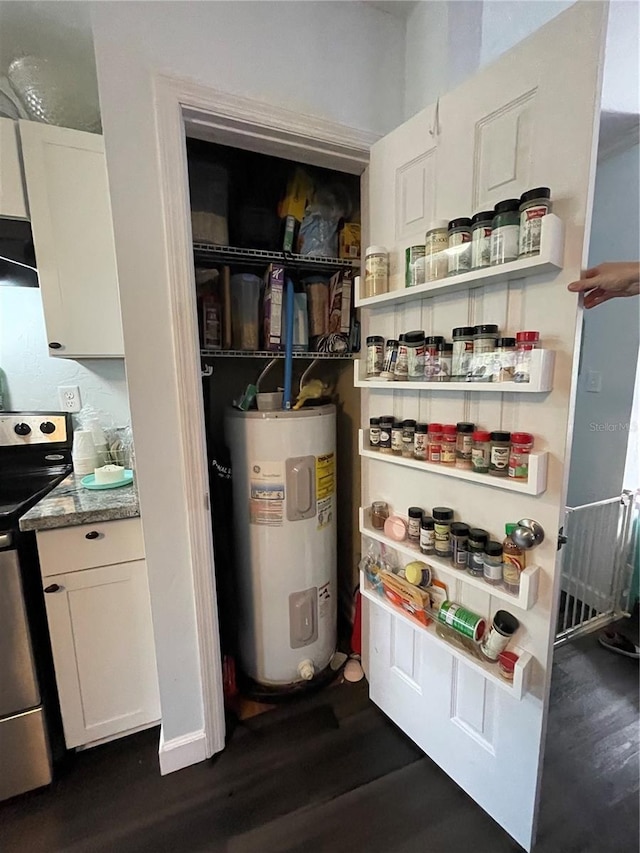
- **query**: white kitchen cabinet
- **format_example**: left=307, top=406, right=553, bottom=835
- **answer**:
left=19, top=121, right=124, bottom=358
left=0, top=118, right=28, bottom=219
left=38, top=525, right=160, bottom=749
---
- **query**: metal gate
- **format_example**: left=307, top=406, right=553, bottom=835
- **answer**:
left=556, top=490, right=639, bottom=645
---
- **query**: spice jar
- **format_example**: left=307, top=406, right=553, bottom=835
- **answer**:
left=391, top=419, right=404, bottom=455
left=427, top=423, right=443, bottom=463
left=394, top=334, right=408, bottom=381
left=437, top=342, right=453, bottom=381
left=503, top=523, right=524, bottom=594
left=405, top=330, right=426, bottom=381
left=473, top=324, right=499, bottom=355
left=402, top=419, right=417, bottom=458
left=369, top=417, right=381, bottom=450
left=433, top=507, right=454, bottom=559
left=471, top=211, right=493, bottom=269
left=365, top=246, right=388, bottom=296
left=406, top=245, right=426, bottom=288
left=498, top=651, right=519, bottom=681
left=414, top=423, right=428, bottom=460
left=481, top=610, right=519, bottom=661
left=496, top=336, right=516, bottom=381
left=471, top=430, right=491, bottom=474
left=447, top=217, right=472, bottom=275
left=425, top=221, right=449, bottom=281
left=509, top=432, right=534, bottom=480
left=489, top=431, right=511, bottom=477
left=366, top=335, right=384, bottom=377
left=380, top=339, right=399, bottom=381
left=420, top=515, right=435, bottom=554
left=407, top=507, right=423, bottom=544
left=490, top=199, right=520, bottom=265
left=424, top=335, right=444, bottom=381
left=371, top=501, right=389, bottom=530
left=455, top=422, right=475, bottom=469
left=452, top=326, right=475, bottom=380
left=405, top=561, right=432, bottom=588
left=514, top=331, right=540, bottom=383
left=451, top=522, right=470, bottom=569
left=467, top=528, right=488, bottom=578
left=441, top=424, right=457, bottom=465
left=483, top=540, right=504, bottom=586
left=519, top=187, right=552, bottom=257
left=379, top=418, right=393, bottom=454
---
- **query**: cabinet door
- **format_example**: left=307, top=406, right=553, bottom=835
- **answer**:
left=0, top=118, right=28, bottom=219
left=362, top=4, right=606, bottom=851
left=43, top=560, right=160, bottom=748
left=19, top=121, right=124, bottom=358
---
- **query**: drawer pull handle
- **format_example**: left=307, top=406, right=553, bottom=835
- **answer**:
left=48, top=342, right=62, bottom=350
left=85, top=531, right=100, bottom=540
left=44, top=584, right=60, bottom=593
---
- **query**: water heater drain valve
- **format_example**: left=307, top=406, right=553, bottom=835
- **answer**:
left=298, top=659, right=315, bottom=681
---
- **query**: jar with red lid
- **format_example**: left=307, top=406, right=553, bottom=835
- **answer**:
left=471, top=430, right=491, bottom=473
left=514, top=331, right=540, bottom=383
left=441, top=424, right=457, bottom=465
left=427, top=423, right=443, bottom=463
left=509, top=432, right=534, bottom=480
left=455, top=422, right=474, bottom=469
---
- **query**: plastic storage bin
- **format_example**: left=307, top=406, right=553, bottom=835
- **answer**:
left=231, top=273, right=262, bottom=350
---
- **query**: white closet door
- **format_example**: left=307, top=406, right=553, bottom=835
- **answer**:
left=361, top=3, right=607, bottom=850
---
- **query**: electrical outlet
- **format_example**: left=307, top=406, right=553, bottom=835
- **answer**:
left=585, top=370, right=602, bottom=393
left=58, top=385, right=82, bottom=413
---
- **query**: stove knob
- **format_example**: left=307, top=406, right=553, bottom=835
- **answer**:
left=14, top=423, right=31, bottom=436
left=40, top=421, right=56, bottom=435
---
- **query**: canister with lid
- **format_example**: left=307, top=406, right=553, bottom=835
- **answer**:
left=366, top=335, right=384, bottom=377
left=481, top=610, right=519, bottom=661
left=490, top=200, right=520, bottom=265
left=407, top=507, right=423, bottom=543
left=519, top=187, right=551, bottom=257
left=451, top=522, right=470, bottom=569
left=447, top=217, right=473, bottom=275
left=379, top=418, right=393, bottom=454
left=427, top=423, right=443, bottom=463
left=473, top=324, right=499, bottom=355
left=471, top=430, right=491, bottom=473
left=441, top=424, right=457, bottom=465
left=455, top=422, right=475, bottom=469
left=467, top=528, right=488, bottom=578
left=380, top=338, right=399, bottom=380
left=420, top=515, right=435, bottom=554
left=425, top=221, right=449, bottom=281
left=514, top=331, right=540, bottom=383
left=406, top=245, right=426, bottom=288
left=471, top=211, right=493, bottom=269
left=369, top=417, right=381, bottom=450
left=405, top=330, right=426, bottom=381
left=365, top=246, right=388, bottom=296
left=424, top=335, right=444, bottom=381
left=391, top=419, right=404, bottom=455
left=414, top=423, right=428, bottom=460
left=483, top=540, right=504, bottom=585
left=452, top=327, right=474, bottom=379
left=496, top=336, right=516, bottom=381
left=509, top=432, right=534, bottom=480
left=489, top=431, right=511, bottom=476
left=401, top=419, right=417, bottom=458
left=394, top=334, right=409, bottom=381
left=433, top=506, right=454, bottom=558
left=433, top=342, right=453, bottom=381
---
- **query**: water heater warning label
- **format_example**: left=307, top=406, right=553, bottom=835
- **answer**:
left=316, top=453, right=335, bottom=530
left=250, top=461, right=284, bottom=526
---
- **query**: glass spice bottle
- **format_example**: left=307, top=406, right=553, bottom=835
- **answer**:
left=496, top=336, right=516, bottom=382
left=471, top=430, right=491, bottom=474
left=514, top=331, right=540, bottom=383
left=414, top=423, right=428, bottom=460
left=455, top=422, right=475, bottom=469
left=490, top=199, right=520, bottom=265
left=452, top=326, right=475, bottom=380
left=408, top=507, right=423, bottom=544
left=406, top=330, right=426, bottom=382
left=379, top=418, right=393, bottom=454
left=471, top=210, right=494, bottom=269
left=450, top=522, right=470, bottom=570
left=365, top=246, right=389, bottom=296
left=483, top=540, right=504, bottom=586
left=420, top=515, right=436, bottom=554
left=437, top=342, right=453, bottom=382
left=467, top=528, right=488, bottom=578
left=427, top=423, right=443, bottom=463
left=391, top=420, right=404, bottom=455
left=441, top=424, right=457, bottom=465
left=402, top=419, right=417, bottom=458
left=519, top=187, right=552, bottom=257
left=508, top=432, right=534, bottom=480
left=425, top=221, right=449, bottom=281
left=366, top=335, right=385, bottom=377
left=369, top=417, right=381, bottom=450
left=380, top=338, right=399, bottom=381
left=433, top=507, right=454, bottom=559
left=424, top=335, right=444, bottom=381
left=371, top=501, right=389, bottom=530
left=489, top=430, right=511, bottom=477
left=503, top=523, right=525, bottom=594
left=394, top=334, right=409, bottom=381
left=447, top=217, right=473, bottom=275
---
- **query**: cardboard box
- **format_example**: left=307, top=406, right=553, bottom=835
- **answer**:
left=263, top=265, right=285, bottom=350
left=339, top=223, right=361, bottom=259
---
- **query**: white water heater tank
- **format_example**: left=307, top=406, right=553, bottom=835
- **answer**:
left=225, top=404, right=337, bottom=686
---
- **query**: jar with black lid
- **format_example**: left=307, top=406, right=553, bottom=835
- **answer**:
left=455, top=422, right=475, bottom=469
left=483, top=540, right=504, bottom=586
left=420, top=515, right=435, bottom=554
left=519, top=187, right=552, bottom=257
left=489, top=430, right=511, bottom=476
left=471, top=211, right=494, bottom=269
left=405, top=330, right=426, bottom=382
left=379, top=418, right=393, bottom=454
left=402, top=419, right=417, bottom=458
left=408, top=507, right=423, bottom=543
left=369, top=417, right=381, bottom=450
left=451, top=522, right=470, bottom=569
left=473, top=324, right=499, bottom=355
left=452, top=326, right=474, bottom=379
left=391, top=419, right=404, bottom=455
left=467, top=528, right=488, bottom=578
left=496, top=336, right=516, bottom=381
left=366, top=335, right=385, bottom=377
left=414, top=423, right=428, bottom=459
left=433, top=507, right=454, bottom=559
left=380, top=339, right=400, bottom=380
left=394, top=334, right=408, bottom=381
left=425, top=335, right=444, bottom=381
left=447, top=217, right=472, bottom=275
left=491, top=199, right=520, bottom=265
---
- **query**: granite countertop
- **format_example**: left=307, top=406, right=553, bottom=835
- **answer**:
left=20, top=474, right=140, bottom=532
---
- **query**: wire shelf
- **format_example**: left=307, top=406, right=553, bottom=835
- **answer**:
left=200, top=349, right=356, bottom=360
left=193, top=243, right=361, bottom=271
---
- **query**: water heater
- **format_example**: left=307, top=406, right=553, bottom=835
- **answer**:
left=225, top=405, right=337, bottom=686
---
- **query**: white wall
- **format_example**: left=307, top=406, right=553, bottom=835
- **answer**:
left=566, top=143, right=640, bottom=506
left=0, top=287, right=130, bottom=424
left=90, top=0, right=405, bottom=752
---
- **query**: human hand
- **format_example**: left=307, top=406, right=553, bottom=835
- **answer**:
left=568, top=261, right=640, bottom=308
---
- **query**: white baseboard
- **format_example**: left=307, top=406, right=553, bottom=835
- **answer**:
left=159, top=727, right=208, bottom=775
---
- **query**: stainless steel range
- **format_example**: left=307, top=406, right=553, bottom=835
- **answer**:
left=0, top=412, right=72, bottom=801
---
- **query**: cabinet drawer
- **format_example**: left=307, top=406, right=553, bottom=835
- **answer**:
left=37, top=518, right=144, bottom=577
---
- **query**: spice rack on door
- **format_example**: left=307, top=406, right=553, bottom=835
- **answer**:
left=358, top=430, right=548, bottom=495
left=358, top=507, right=540, bottom=610
left=354, top=347, right=555, bottom=393
left=355, top=213, right=564, bottom=308
left=360, top=571, right=533, bottom=700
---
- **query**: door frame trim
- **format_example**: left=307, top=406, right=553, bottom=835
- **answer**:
left=152, top=72, right=374, bottom=762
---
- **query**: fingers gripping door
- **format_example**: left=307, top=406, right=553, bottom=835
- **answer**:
left=286, top=456, right=316, bottom=521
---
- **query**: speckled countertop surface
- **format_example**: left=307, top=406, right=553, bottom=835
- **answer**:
left=20, top=474, right=140, bottom=531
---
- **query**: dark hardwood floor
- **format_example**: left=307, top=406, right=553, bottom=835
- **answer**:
left=1, top=625, right=638, bottom=853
